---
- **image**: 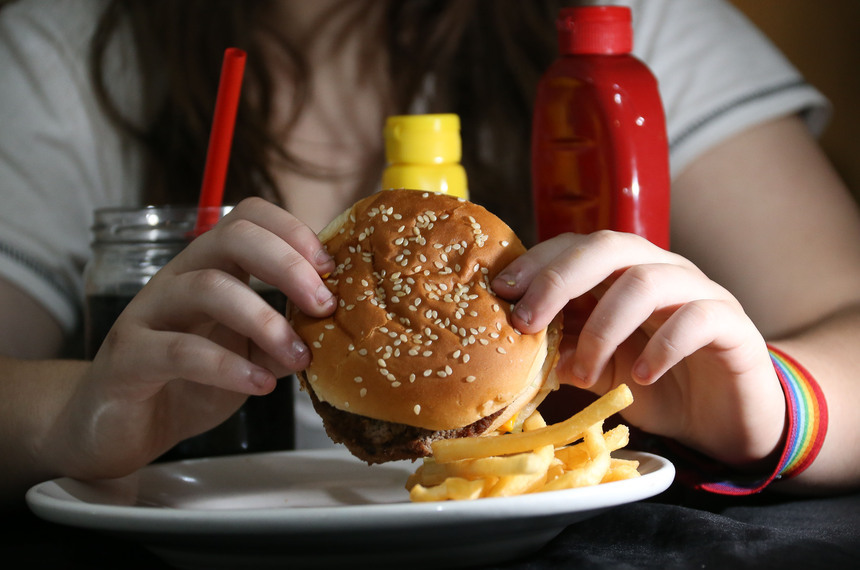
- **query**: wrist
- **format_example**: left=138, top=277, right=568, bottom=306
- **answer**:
left=698, top=345, right=828, bottom=495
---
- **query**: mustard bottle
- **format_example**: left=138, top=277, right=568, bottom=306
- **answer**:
left=381, top=113, right=468, bottom=199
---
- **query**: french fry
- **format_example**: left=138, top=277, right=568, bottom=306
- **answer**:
left=431, top=384, right=633, bottom=463
left=420, top=446, right=553, bottom=484
left=555, top=444, right=589, bottom=470
left=554, top=423, right=630, bottom=468
left=601, top=459, right=642, bottom=483
left=602, top=424, right=630, bottom=451
left=487, top=472, right=545, bottom=497
left=484, top=444, right=554, bottom=497
left=541, top=423, right=610, bottom=491
left=405, top=465, right=425, bottom=490
left=407, top=384, right=640, bottom=502
left=409, top=477, right=486, bottom=502
left=522, top=410, right=547, bottom=431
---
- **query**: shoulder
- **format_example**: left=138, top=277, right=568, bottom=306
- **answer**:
left=0, top=0, right=143, bottom=332
left=0, top=0, right=142, bottom=183
left=0, top=0, right=108, bottom=55
left=620, top=0, right=830, bottom=178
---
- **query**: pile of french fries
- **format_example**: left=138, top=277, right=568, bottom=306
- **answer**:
left=406, top=384, right=640, bottom=501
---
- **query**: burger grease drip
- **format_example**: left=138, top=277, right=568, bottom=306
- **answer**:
left=294, top=190, right=547, bottom=431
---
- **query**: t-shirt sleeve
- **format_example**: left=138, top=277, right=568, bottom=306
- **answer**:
left=626, top=0, right=830, bottom=179
left=0, top=1, right=140, bottom=332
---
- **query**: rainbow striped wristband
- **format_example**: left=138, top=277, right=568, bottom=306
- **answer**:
left=702, top=345, right=828, bottom=495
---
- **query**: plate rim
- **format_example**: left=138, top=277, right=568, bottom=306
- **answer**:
left=26, top=448, right=674, bottom=535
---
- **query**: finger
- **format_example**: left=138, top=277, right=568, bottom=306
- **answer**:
left=492, top=235, right=583, bottom=298
left=496, top=231, right=686, bottom=333
left=172, top=209, right=337, bottom=318
left=143, top=269, right=311, bottom=372
left=228, top=197, right=335, bottom=275
left=572, top=263, right=731, bottom=387
left=631, top=298, right=758, bottom=385
left=101, top=326, right=277, bottom=396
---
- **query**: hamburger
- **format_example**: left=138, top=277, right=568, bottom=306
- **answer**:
left=290, top=189, right=562, bottom=464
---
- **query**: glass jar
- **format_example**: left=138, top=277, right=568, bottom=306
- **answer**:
left=84, top=205, right=295, bottom=460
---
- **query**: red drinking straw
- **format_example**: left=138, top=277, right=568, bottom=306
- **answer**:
left=194, top=47, right=247, bottom=237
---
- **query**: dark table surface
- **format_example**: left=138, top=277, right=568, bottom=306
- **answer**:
left=6, top=483, right=859, bottom=570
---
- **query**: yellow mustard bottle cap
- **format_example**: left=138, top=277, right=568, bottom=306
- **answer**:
left=384, top=113, right=462, bottom=165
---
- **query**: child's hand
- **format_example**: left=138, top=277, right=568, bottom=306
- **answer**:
left=51, top=197, right=335, bottom=478
left=493, top=230, right=786, bottom=469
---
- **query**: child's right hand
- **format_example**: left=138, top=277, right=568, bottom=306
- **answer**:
left=48, top=197, right=335, bottom=480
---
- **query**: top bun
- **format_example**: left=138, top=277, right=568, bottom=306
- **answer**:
left=291, top=189, right=550, bottom=430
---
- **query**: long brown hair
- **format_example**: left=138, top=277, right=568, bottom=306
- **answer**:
left=90, top=1, right=569, bottom=242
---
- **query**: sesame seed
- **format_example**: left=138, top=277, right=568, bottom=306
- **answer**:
left=360, top=388, right=367, bottom=397
left=466, top=376, right=477, bottom=383
left=497, top=347, right=507, bottom=354
left=354, top=376, right=363, bottom=383
left=414, top=404, right=421, bottom=415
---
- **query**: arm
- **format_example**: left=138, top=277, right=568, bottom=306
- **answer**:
left=0, top=198, right=335, bottom=509
left=673, top=115, right=860, bottom=492
left=494, top=115, right=860, bottom=493
left=0, top=278, right=66, bottom=359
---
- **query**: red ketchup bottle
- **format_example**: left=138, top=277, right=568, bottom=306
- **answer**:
left=531, top=5, right=670, bottom=249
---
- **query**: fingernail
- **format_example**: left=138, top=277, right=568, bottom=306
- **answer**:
left=289, top=339, right=310, bottom=363
left=314, top=248, right=334, bottom=269
left=494, top=272, right=517, bottom=288
left=570, top=362, right=590, bottom=387
left=632, top=360, right=650, bottom=383
left=513, top=303, right=532, bottom=327
left=249, top=368, right=275, bottom=391
left=316, top=283, right=335, bottom=306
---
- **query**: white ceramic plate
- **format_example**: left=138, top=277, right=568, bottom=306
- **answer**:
left=27, top=448, right=674, bottom=569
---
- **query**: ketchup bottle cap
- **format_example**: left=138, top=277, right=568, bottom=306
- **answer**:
left=557, top=6, right=633, bottom=55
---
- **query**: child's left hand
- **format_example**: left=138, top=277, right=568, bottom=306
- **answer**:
left=492, top=230, right=786, bottom=469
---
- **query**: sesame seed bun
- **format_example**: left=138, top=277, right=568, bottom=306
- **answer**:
left=290, top=189, right=561, bottom=461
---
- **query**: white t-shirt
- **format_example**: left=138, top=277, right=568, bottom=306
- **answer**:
left=0, top=0, right=829, bottom=449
